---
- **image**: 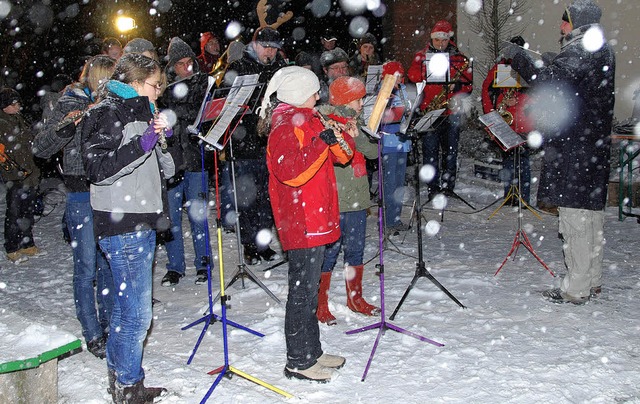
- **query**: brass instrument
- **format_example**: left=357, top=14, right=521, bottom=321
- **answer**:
left=426, top=58, right=470, bottom=112
left=0, top=143, right=30, bottom=176
left=55, top=109, right=87, bottom=132
left=497, top=88, right=516, bottom=125
left=210, top=38, right=243, bottom=87
left=316, top=113, right=353, bottom=156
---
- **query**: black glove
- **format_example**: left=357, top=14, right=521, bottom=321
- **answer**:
left=318, top=129, right=338, bottom=145
left=542, top=52, right=557, bottom=66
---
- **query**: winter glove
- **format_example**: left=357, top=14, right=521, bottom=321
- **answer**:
left=501, top=42, right=522, bottom=61
left=318, top=129, right=338, bottom=146
left=541, top=52, right=557, bottom=66
left=139, top=123, right=159, bottom=153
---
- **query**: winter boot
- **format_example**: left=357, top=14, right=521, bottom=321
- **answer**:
left=107, top=369, right=116, bottom=402
left=114, top=378, right=167, bottom=404
left=316, top=272, right=337, bottom=325
left=345, top=265, right=380, bottom=316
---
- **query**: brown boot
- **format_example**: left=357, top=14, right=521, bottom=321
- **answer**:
left=345, top=265, right=380, bottom=316
left=316, top=272, right=337, bottom=325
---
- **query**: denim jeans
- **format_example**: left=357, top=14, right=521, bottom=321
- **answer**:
left=421, top=114, right=461, bottom=191
left=322, top=210, right=367, bottom=272
left=165, top=170, right=210, bottom=274
left=382, top=152, right=408, bottom=227
left=234, top=159, right=274, bottom=249
left=66, top=192, right=113, bottom=343
left=3, top=181, right=36, bottom=253
left=99, top=230, right=155, bottom=386
left=286, top=246, right=325, bottom=370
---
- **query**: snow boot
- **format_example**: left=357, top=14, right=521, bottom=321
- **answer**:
left=284, top=362, right=335, bottom=383
left=114, top=378, right=167, bottom=403
left=316, top=272, right=337, bottom=325
left=345, top=265, right=380, bottom=316
left=107, top=369, right=116, bottom=402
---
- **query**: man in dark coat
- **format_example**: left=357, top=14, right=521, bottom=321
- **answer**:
left=505, top=0, right=615, bottom=304
left=225, top=27, right=288, bottom=265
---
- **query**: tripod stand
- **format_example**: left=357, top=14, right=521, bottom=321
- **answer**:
left=390, top=129, right=466, bottom=320
left=346, top=139, right=443, bottom=382
left=490, top=147, right=555, bottom=277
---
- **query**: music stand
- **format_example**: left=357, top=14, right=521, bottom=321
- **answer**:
left=186, top=75, right=292, bottom=402
left=478, top=111, right=555, bottom=277
left=200, top=75, right=281, bottom=303
left=346, top=130, right=443, bottom=382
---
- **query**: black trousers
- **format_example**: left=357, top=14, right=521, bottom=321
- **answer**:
left=4, top=181, right=37, bottom=253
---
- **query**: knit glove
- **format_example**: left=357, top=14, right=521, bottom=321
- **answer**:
left=318, top=129, right=338, bottom=146
left=139, top=123, right=159, bottom=153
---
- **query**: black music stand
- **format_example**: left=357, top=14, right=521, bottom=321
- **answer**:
left=390, top=111, right=466, bottom=320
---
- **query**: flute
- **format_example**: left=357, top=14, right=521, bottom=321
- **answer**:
left=316, top=112, right=353, bottom=156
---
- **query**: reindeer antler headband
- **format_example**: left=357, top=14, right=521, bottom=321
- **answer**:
left=256, top=0, right=293, bottom=30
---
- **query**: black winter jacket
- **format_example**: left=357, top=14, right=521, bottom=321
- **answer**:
left=511, top=23, right=615, bottom=211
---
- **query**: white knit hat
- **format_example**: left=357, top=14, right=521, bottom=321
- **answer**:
left=258, top=66, right=320, bottom=118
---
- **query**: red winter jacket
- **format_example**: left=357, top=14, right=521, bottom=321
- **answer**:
left=481, top=61, right=534, bottom=134
left=407, top=43, right=473, bottom=114
left=266, top=103, right=354, bottom=251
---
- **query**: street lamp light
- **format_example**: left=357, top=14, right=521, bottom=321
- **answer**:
left=115, top=15, right=136, bottom=33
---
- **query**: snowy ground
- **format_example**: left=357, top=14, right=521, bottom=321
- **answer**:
left=1, top=157, right=639, bottom=404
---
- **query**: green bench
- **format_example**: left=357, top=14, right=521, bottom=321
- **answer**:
left=0, top=312, right=81, bottom=403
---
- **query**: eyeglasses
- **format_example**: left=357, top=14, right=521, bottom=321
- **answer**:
left=174, top=59, right=193, bottom=68
left=328, top=63, right=349, bottom=71
left=144, top=81, right=163, bottom=92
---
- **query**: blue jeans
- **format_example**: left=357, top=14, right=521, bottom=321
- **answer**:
left=421, top=114, right=461, bottom=191
left=66, top=192, right=113, bottom=343
left=501, top=147, right=531, bottom=203
left=382, top=152, right=408, bottom=227
left=99, top=230, right=155, bottom=386
left=286, top=246, right=325, bottom=369
left=165, top=170, right=210, bottom=274
left=322, top=210, right=367, bottom=272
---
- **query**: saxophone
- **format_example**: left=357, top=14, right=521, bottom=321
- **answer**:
left=497, top=87, right=516, bottom=125
left=426, top=58, right=470, bottom=112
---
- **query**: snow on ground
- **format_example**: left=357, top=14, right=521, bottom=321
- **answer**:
left=1, top=158, right=639, bottom=403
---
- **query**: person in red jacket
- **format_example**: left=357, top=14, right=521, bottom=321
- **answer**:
left=481, top=36, right=534, bottom=204
left=407, top=20, right=473, bottom=198
left=260, top=66, right=355, bottom=383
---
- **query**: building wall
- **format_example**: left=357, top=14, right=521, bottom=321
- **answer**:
left=455, top=0, right=639, bottom=121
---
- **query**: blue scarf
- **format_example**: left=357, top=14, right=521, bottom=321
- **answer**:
left=106, top=80, right=156, bottom=114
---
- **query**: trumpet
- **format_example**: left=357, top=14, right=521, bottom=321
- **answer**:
left=316, top=112, right=353, bottom=156
left=55, top=109, right=88, bottom=132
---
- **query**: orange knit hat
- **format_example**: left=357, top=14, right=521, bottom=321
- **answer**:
left=329, top=76, right=366, bottom=106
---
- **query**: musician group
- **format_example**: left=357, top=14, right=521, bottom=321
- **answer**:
left=0, top=0, right=615, bottom=397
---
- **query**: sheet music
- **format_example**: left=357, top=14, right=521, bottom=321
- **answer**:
left=494, top=64, right=528, bottom=88
left=187, top=76, right=216, bottom=134
left=364, top=65, right=383, bottom=94
left=478, top=111, right=526, bottom=151
left=361, top=94, right=376, bottom=128
left=414, top=108, right=445, bottom=132
left=425, top=53, right=450, bottom=83
left=199, top=74, right=260, bottom=149
left=399, top=81, right=426, bottom=134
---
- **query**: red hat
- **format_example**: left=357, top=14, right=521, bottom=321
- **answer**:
left=431, top=20, right=454, bottom=40
left=382, top=61, right=404, bottom=78
left=329, top=76, right=366, bottom=106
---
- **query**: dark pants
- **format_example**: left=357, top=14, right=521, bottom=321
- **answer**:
left=4, top=181, right=37, bottom=253
left=285, top=246, right=325, bottom=370
left=234, top=158, right=274, bottom=250
left=421, top=114, right=461, bottom=192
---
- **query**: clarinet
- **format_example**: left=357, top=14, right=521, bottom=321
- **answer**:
left=316, top=113, right=353, bottom=156
left=154, top=111, right=168, bottom=153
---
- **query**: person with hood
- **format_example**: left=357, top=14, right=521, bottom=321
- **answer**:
left=315, top=76, right=380, bottom=325
left=123, top=38, right=159, bottom=61
left=407, top=20, right=473, bottom=199
left=318, top=47, right=350, bottom=105
left=349, top=33, right=380, bottom=79
left=503, top=0, right=615, bottom=304
left=34, top=55, right=116, bottom=359
left=159, top=36, right=213, bottom=286
left=260, top=66, right=353, bottom=382
left=224, top=26, right=288, bottom=265
left=197, top=32, right=222, bottom=73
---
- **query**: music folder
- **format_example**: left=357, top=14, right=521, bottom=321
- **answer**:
left=478, top=111, right=526, bottom=151
left=413, top=108, right=445, bottom=132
